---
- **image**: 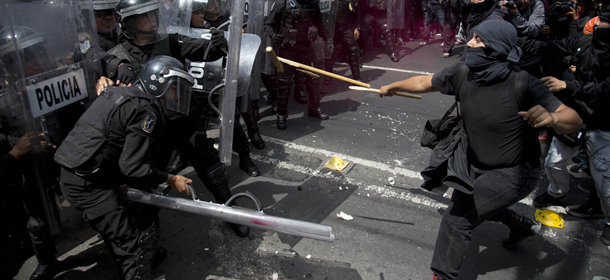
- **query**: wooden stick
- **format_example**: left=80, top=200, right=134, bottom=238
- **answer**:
left=348, top=86, right=422, bottom=99
left=296, top=68, right=320, bottom=77
left=265, top=47, right=284, bottom=73
left=266, top=49, right=371, bottom=88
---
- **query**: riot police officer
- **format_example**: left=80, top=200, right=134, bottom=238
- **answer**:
left=324, top=0, right=362, bottom=84
left=106, top=0, right=252, bottom=236
left=55, top=56, right=193, bottom=280
left=0, top=24, right=83, bottom=280
left=91, top=0, right=120, bottom=52
left=367, top=0, right=400, bottom=62
left=264, top=0, right=331, bottom=130
left=201, top=0, right=231, bottom=29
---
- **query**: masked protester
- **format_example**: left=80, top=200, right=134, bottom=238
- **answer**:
left=379, top=20, right=582, bottom=280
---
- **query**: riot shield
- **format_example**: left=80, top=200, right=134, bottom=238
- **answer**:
left=159, top=0, right=193, bottom=34
left=261, top=0, right=276, bottom=75
left=387, top=0, right=405, bottom=30
left=244, top=0, right=264, bottom=108
left=0, top=0, right=101, bottom=238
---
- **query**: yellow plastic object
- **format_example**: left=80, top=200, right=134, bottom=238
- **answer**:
left=324, top=157, right=349, bottom=171
left=535, top=209, right=564, bottom=229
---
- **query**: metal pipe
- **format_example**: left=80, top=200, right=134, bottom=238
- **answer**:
left=121, top=188, right=335, bottom=242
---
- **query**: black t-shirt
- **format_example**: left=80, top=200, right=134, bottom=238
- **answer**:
left=431, top=63, right=562, bottom=169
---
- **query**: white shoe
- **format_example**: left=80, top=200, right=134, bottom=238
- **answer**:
left=440, top=42, right=445, bottom=47
left=443, top=53, right=450, bottom=58
left=420, top=41, right=428, bottom=46
left=455, top=39, right=465, bottom=45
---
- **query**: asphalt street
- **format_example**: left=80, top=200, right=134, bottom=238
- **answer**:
left=14, top=38, right=610, bottom=280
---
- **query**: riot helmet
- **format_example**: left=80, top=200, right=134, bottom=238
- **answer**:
left=204, top=0, right=225, bottom=22
left=89, top=0, right=119, bottom=35
left=138, top=56, right=193, bottom=117
left=116, top=0, right=168, bottom=45
left=191, top=0, right=209, bottom=28
left=0, top=26, right=56, bottom=78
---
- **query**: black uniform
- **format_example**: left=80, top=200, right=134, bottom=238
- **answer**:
left=264, top=0, right=330, bottom=129
left=107, top=34, right=259, bottom=205
left=324, top=0, right=362, bottom=82
left=55, top=87, right=167, bottom=280
left=367, top=0, right=400, bottom=61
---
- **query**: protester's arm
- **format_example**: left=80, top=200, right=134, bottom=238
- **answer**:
left=518, top=104, right=582, bottom=134
left=379, top=74, right=436, bottom=97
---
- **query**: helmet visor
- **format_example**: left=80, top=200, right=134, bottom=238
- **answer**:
left=125, top=9, right=168, bottom=45
left=160, top=77, right=192, bottom=116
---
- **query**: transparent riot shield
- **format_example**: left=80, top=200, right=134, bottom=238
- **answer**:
left=159, top=0, right=193, bottom=34
left=261, top=0, right=276, bottom=76
left=165, top=0, right=256, bottom=165
left=0, top=0, right=101, bottom=238
left=387, top=0, right=405, bottom=31
left=243, top=0, right=264, bottom=110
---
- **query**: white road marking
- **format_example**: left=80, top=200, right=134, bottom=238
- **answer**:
left=252, top=136, right=537, bottom=210
left=336, top=62, right=433, bottom=75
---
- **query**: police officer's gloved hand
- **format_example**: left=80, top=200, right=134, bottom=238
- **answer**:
left=272, top=34, right=284, bottom=45
left=326, top=39, right=334, bottom=58
left=116, top=63, right=136, bottom=85
left=211, top=28, right=227, bottom=51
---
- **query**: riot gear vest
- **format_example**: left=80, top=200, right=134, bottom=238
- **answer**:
left=336, top=0, right=359, bottom=25
left=280, top=0, right=319, bottom=47
left=54, top=87, right=160, bottom=175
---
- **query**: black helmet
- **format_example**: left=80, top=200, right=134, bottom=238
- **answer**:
left=0, top=26, right=55, bottom=78
left=192, top=0, right=209, bottom=12
left=116, top=0, right=168, bottom=45
left=138, top=56, right=194, bottom=117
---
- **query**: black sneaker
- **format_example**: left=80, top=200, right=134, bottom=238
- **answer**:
left=601, top=225, right=610, bottom=246
left=532, top=192, right=565, bottom=208
left=566, top=204, right=604, bottom=219
left=502, top=216, right=541, bottom=249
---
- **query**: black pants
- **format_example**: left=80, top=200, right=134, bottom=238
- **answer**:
left=430, top=164, right=540, bottom=279
left=60, top=168, right=159, bottom=280
left=275, top=45, right=323, bottom=115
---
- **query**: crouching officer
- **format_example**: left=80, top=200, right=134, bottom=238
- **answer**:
left=54, top=56, right=193, bottom=280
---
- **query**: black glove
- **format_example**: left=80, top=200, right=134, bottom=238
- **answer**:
left=210, top=28, right=227, bottom=50
left=116, top=63, right=136, bottom=85
left=272, top=34, right=284, bottom=45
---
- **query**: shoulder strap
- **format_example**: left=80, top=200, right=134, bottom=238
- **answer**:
left=514, top=70, right=529, bottom=110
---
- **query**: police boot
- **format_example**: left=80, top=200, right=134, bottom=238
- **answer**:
left=242, top=108, right=265, bottom=150
left=347, top=46, right=362, bottom=81
left=276, top=76, right=291, bottom=130
left=204, top=162, right=250, bottom=238
left=30, top=261, right=60, bottom=280
left=293, top=73, right=309, bottom=104
left=151, top=247, right=167, bottom=268
left=385, top=30, right=400, bottom=62
left=502, top=215, right=541, bottom=249
left=251, top=99, right=261, bottom=122
left=233, top=124, right=260, bottom=177
left=28, top=218, right=59, bottom=280
left=306, top=77, right=329, bottom=120
left=277, top=115, right=287, bottom=130
left=130, top=224, right=160, bottom=280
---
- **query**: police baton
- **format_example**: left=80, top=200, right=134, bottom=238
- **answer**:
left=265, top=47, right=370, bottom=88
left=348, top=86, right=422, bottom=100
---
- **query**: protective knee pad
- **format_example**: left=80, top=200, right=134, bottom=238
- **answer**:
left=27, top=216, right=43, bottom=235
